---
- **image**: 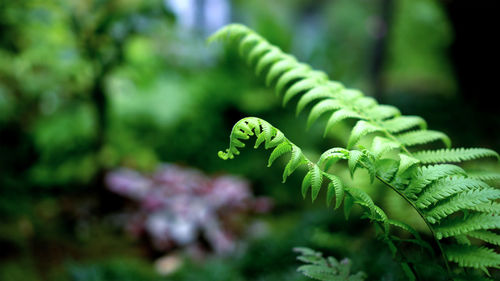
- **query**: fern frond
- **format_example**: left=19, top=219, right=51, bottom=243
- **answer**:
left=413, top=148, right=499, bottom=164
left=467, top=171, right=500, bottom=182
left=324, top=109, right=364, bottom=136
left=317, top=148, right=349, bottom=170
left=347, top=121, right=382, bottom=149
left=467, top=230, right=500, bottom=246
left=294, top=247, right=366, bottom=281
left=435, top=214, right=500, bottom=239
left=380, top=116, right=427, bottom=133
left=310, top=164, right=324, bottom=202
left=348, top=150, right=364, bottom=177
left=396, top=130, right=451, bottom=148
left=211, top=24, right=500, bottom=277
left=396, top=154, right=420, bottom=177
left=371, top=137, right=400, bottom=158
left=415, top=177, right=490, bottom=209
left=296, top=85, right=336, bottom=115
left=346, top=187, right=379, bottom=219
left=268, top=142, right=292, bottom=167
left=265, top=56, right=298, bottom=86
left=424, top=188, right=500, bottom=223
left=365, top=105, right=401, bottom=120
left=283, top=76, right=325, bottom=106
left=307, top=99, right=343, bottom=128
left=445, top=245, right=500, bottom=272
left=468, top=202, right=500, bottom=215
left=255, top=48, right=283, bottom=75
left=404, top=164, right=466, bottom=199
left=283, top=146, right=307, bottom=183
left=326, top=174, right=344, bottom=209
left=275, top=65, right=311, bottom=96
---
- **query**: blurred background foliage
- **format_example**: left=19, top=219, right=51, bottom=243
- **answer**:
left=0, top=0, right=498, bottom=280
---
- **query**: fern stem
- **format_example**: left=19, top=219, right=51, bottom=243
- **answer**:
left=374, top=174, right=452, bottom=277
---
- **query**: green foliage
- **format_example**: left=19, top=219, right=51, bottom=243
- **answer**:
left=294, top=247, right=366, bottom=281
left=211, top=24, right=500, bottom=279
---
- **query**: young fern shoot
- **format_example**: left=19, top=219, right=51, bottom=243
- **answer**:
left=210, top=24, right=500, bottom=280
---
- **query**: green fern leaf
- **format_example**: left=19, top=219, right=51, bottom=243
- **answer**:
left=348, top=150, right=364, bottom=177
left=302, top=171, right=313, bottom=199
left=468, top=202, right=500, bottom=214
left=396, top=154, right=420, bottom=177
left=396, top=130, right=451, bottom=148
left=296, top=265, right=339, bottom=281
left=268, top=142, right=292, bottom=167
left=238, top=33, right=260, bottom=55
left=283, top=77, right=323, bottom=106
left=265, top=57, right=298, bottom=86
left=323, top=109, right=363, bottom=136
left=296, top=83, right=343, bottom=115
left=311, top=165, right=323, bottom=202
left=415, top=177, right=490, bottom=209
left=283, top=146, right=307, bottom=182
left=375, top=159, right=399, bottom=182
left=247, top=41, right=271, bottom=65
left=380, top=116, right=427, bottom=133
left=404, top=164, right=466, bottom=199
left=207, top=23, right=249, bottom=43
left=275, top=65, right=311, bottom=96
left=371, top=136, right=400, bottom=158
left=353, top=96, right=377, bottom=110
left=467, top=171, right=500, bottom=182
left=467, top=230, right=500, bottom=246
left=346, top=187, right=378, bottom=218
left=424, top=188, right=500, bottom=223
left=445, top=245, right=500, bottom=272
left=325, top=174, right=344, bottom=209
left=365, top=105, right=400, bottom=120
left=255, top=48, right=283, bottom=75
left=347, top=121, right=382, bottom=149
left=413, top=148, right=499, bottom=164
left=318, top=148, right=349, bottom=169
left=306, top=99, right=343, bottom=128
left=435, top=213, right=500, bottom=239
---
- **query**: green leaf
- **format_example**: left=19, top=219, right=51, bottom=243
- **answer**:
left=380, top=116, right=427, bottom=133
left=310, top=165, right=323, bottom=202
left=283, top=146, right=307, bottom=182
left=324, top=109, right=363, bottom=137
left=445, top=245, right=500, bottom=272
left=283, top=77, right=322, bottom=106
left=415, top=177, right=489, bottom=209
left=306, top=99, right=343, bottom=128
left=371, top=136, right=400, bottom=158
left=396, top=130, right=451, bottom=148
left=267, top=142, right=292, bottom=167
left=255, top=48, right=283, bottom=75
left=413, top=148, right=499, bottom=164
left=435, top=214, right=500, bottom=239
left=348, top=150, right=364, bottom=177
left=247, top=41, right=271, bottom=65
left=275, top=65, right=310, bottom=96
left=326, top=174, right=344, bottom=209
left=396, top=154, right=420, bottom=177
left=347, top=121, right=382, bottom=149
left=302, top=171, right=313, bottom=199
left=265, top=56, right=298, bottom=86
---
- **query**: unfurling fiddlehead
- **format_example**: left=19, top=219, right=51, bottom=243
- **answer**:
left=211, top=24, right=500, bottom=280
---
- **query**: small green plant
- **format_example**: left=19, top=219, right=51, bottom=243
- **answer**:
left=294, top=247, right=366, bottom=281
left=209, top=24, right=500, bottom=280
